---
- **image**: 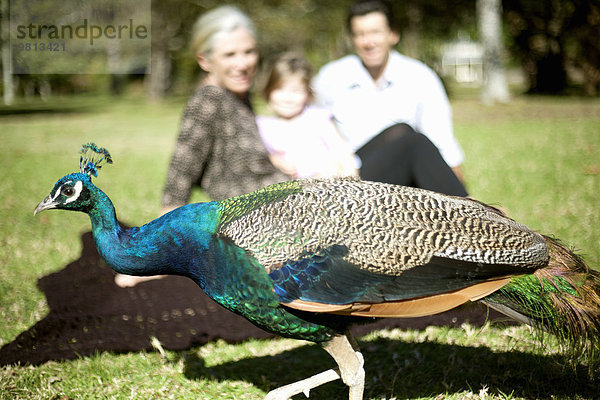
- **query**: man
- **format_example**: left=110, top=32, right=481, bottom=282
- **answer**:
left=313, top=0, right=467, bottom=196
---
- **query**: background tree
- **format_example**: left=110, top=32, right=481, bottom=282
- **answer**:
left=478, top=0, right=510, bottom=104
left=568, top=0, right=600, bottom=95
left=1, top=0, right=14, bottom=105
left=3, top=0, right=599, bottom=100
left=143, top=0, right=200, bottom=99
left=503, top=0, right=600, bottom=95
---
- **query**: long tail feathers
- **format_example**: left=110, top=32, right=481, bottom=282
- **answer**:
left=483, top=236, right=600, bottom=370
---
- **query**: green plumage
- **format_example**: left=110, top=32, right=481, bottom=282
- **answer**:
left=200, top=236, right=340, bottom=342
left=484, top=237, right=600, bottom=366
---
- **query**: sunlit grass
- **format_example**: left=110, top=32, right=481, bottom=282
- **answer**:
left=1, top=94, right=599, bottom=399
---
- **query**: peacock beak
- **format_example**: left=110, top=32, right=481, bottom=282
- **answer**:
left=34, top=195, right=57, bottom=215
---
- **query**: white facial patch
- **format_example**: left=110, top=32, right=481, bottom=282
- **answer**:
left=51, top=180, right=72, bottom=201
left=64, top=180, right=83, bottom=204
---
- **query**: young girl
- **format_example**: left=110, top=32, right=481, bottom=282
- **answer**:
left=257, top=53, right=359, bottom=179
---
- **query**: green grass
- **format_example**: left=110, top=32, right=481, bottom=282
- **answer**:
left=1, top=94, right=599, bottom=399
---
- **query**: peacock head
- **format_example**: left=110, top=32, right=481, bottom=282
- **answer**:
left=34, top=143, right=112, bottom=215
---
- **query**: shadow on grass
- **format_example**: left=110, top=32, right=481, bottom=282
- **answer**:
left=0, top=230, right=272, bottom=367
left=180, top=338, right=599, bottom=399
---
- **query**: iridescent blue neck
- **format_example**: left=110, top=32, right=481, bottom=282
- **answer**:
left=88, top=189, right=120, bottom=237
left=87, top=190, right=221, bottom=283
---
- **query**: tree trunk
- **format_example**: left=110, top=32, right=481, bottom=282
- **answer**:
left=1, top=0, right=14, bottom=105
left=143, top=6, right=173, bottom=100
left=403, top=3, right=423, bottom=60
left=477, top=0, right=509, bottom=104
left=145, top=45, right=171, bottom=100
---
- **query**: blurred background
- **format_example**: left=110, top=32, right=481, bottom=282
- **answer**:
left=2, top=0, right=599, bottom=105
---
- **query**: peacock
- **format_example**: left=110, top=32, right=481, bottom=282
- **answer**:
left=35, top=143, right=600, bottom=400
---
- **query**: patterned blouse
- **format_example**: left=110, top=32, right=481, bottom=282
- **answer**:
left=162, top=85, right=289, bottom=204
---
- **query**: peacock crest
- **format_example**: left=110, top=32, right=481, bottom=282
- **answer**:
left=79, top=143, right=112, bottom=177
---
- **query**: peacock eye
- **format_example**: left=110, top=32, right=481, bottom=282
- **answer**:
left=62, top=187, right=75, bottom=197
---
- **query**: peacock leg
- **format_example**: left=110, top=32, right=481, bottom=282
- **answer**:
left=322, top=332, right=365, bottom=400
left=263, top=332, right=365, bottom=400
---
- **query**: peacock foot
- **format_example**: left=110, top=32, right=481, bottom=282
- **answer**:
left=264, top=368, right=341, bottom=399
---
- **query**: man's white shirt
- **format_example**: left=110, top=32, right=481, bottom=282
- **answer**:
left=313, top=50, right=464, bottom=167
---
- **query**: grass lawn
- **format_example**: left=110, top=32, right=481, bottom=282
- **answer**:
left=0, top=93, right=599, bottom=399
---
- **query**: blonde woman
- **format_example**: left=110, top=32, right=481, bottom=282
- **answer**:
left=117, top=6, right=289, bottom=288
left=162, top=5, right=288, bottom=212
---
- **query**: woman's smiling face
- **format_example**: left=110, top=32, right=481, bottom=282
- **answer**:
left=198, top=27, right=258, bottom=96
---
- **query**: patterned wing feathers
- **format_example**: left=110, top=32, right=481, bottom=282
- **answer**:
left=217, top=178, right=549, bottom=319
left=220, top=178, right=549, bottom=276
